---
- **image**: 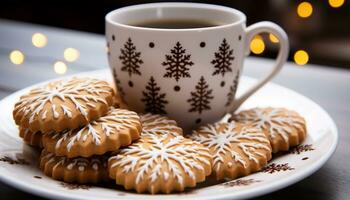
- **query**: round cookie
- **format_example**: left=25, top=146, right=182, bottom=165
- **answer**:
left=13, top=77, right=114, bottom=133
left=231, top=107, right=307, bottom=153
left=39, top=149, right=109, bottom=184
left=140, top=113, right=183, bottom=137
left=108, top=134, right=212, bottom=194
left=190, top=122, right=271, bottom=180
left=19, top=128, right=42, bottom=148
left=42, top=107, right=141, bottom=158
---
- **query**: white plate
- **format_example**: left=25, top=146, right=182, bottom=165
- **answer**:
left=0, top=69, right=338, bottom=200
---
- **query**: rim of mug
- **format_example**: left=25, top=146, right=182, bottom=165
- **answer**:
left=105, top=2, right=247, bottom=31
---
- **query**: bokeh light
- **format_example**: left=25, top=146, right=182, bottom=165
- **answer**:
left=9, top=50, right=25, bottom=65
left=32, top=33, right=48, bottom=48
left=297, top=2, right=313, bottom=18
left=328, top=0, right=345, bottom=8
left=250, top=35, right=265, bottom=54
left=64, top=48, right=80, bottom=62
left=294, top=50, right=309, bottom=66
left=54, top=61, right=67, bottom=74
left=269, top=33, right=279, bottom=43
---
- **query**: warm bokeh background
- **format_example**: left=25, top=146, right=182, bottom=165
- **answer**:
left=0, top=0, right=349, bottom=68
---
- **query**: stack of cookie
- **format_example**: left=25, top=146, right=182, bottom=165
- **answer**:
left=12, top=77, right=213, bottom=194
left=13, top=78, right=142, bottom=183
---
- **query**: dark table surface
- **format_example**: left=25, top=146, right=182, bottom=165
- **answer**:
left=0, top=19, right=349, bottom=199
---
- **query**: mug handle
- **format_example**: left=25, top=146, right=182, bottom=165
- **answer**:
left=227, top=21, right=289, bottom=113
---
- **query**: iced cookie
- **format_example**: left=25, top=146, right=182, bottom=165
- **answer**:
left=190, top=122, right=272, bottom=180
left=39, top=149, right=109, bottom=183
left=19, top=127, right=42, bottom=148
left=42, top=107, right=141, bottom=158
left=13, top=78, right=114, bottom=133
left=231, top=107, right=307, bottom=153
left=108, top=134, right=212, bottom=194
left=140, top=113, right=183, bottom=137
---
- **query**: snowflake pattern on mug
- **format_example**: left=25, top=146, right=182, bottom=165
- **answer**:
left=225, top=71, right=240, bottom=107
left=119, top=37, right=143, bottom=77
left=187, top=76, right=214, bottom=114
left=211, top=39, right=234, bottom=77
left=141, top=76, right=168, bottom=114
left=162, top=42, right=194, bottom=82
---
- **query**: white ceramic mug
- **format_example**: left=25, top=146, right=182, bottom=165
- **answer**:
left=106, top=3, right=289, bottom=132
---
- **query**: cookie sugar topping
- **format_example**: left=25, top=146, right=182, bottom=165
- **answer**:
left=51, top=108, right=141, bottom=151
left=15, top=78, right=111, bottom=122
left=232, top=107, right=307, bottom=153
left=110, top=134, right=210, bottom=186
left=233, top=108, right=305, bottom=142
left=13, top=77, right=114, bottom=133
left=140, top=113, right=183, bottom=137
left=191, top=122, right=270, bottom=172
left=42, top=107, right=141, bottom=158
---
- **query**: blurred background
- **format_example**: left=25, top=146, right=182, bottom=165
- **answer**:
left=1, top=1, right=350, bottom=199
left=0, top=0, right=349, bottom=74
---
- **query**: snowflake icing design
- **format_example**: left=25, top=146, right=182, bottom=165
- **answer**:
left=234, top=108, right=305, bottom=142
left=14, top=78, right=112, bottom=124
left=140, top=113, right=183, bottom=137
left=109, top=134, right=211, bottom=187
left=49, top=108, right=140, bottom=152
left=191, top=122, right=270, bottom=172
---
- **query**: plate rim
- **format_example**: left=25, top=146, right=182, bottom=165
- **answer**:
left=0, top=69, right=338, bottom=200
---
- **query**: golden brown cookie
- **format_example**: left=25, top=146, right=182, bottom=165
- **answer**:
left=232, top=107, right=307, bottom=153
left=39, top=149, right=109, bottom=184
left=190, top=122, right=272, bottom=180
left=140, top=113, right=183, bottom=137
left=42, top=107, right=141, bottom=158
left=13, top=77, right=114, bottom=133
left=19, top=127, right=42, bottom=148
left=108, top=134, right=212, bottom=194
